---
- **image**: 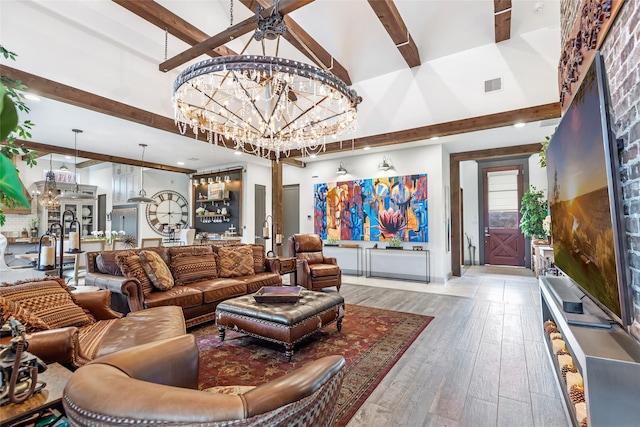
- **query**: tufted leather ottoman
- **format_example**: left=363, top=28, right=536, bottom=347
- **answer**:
left=215, top=290, right=345, bottom=361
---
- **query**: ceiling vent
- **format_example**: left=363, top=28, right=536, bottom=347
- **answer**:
left=484, top=77, right=502, bottom=93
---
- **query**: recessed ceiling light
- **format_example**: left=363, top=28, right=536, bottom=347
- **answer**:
left=430, top=136, right=439, bottom=140
left=65, top=155, right=72, bottom=160
left=24, top=93, right=40, bottom=101
left=514, top=122, right=526, bottom=128
left=309, top=154, right=317, bottom=158
left=177, top=161, right=185, bottom=165
left=363, top=146, right=371, bottom=151
left=234, top=150, right=242, bottom=156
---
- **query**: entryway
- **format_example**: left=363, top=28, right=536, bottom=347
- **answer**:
left=482, top=165, right=525, bottom=267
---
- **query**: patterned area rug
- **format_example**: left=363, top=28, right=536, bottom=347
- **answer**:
left=191, top=304, right=433, bottom=427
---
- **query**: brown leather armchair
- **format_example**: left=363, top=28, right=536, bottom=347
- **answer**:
left=63, top=335, right=346, bottom=426
left=289, top=234, right=342, bottom=291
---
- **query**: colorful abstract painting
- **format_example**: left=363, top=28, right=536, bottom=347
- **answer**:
left=314, top=174, right=428, bottom=242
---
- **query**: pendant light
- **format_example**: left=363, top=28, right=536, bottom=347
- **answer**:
left=55, top=129, right=96, bottom=201
left=127, top=143, right=155, bottom=204
left=39, top=154, right=62, bottom=210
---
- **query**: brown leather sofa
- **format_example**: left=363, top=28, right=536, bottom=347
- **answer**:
left=85, top=244, right=282, bottom=327
left=0, top=278, right=186, bottom=369
left=289, top=234, right=342, bottom=291
left=63, top=334, right=346, bottom=426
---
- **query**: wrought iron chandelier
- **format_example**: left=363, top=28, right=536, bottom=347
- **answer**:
left=172, top=0, right=361, bottom=160
left=39, top=154, right=61, bottom=210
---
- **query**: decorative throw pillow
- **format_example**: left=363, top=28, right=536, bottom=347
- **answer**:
left=0, top=295, right=50, bottom=332
left=139, top=250, right=174, bottom=291
left=115, top=253, right=154, bottom=296
left=168, top=245, right=212, bottom=263
left=0, top=280, right=95, bottom=329
left=218, top=246, right=255, bottom=278
left=96, top=251, right=130, bottom=276
left=170, top=252, right=218, bottom=286
left=250, top=244, right=266, bottom=273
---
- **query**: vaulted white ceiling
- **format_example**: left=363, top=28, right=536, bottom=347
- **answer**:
left=0, top=0, right=561, bottom=172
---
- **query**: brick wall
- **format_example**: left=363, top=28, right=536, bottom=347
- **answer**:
left=562, top=0, right=640, bottom=336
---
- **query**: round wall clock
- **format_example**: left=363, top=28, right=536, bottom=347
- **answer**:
left=145, top=190, right=189, bottom=236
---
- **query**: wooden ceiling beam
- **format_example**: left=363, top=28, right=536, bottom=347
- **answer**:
left=21, top=150, right=51, bottom=162
left=76, top=159, right=105, bottom=169
left=159, top=0, right=314, bottom=72
left=494, top=0, right=512, bottom=43
left=238, top=0, right=351, bottom=85
left=285, top=102, right=560, bottom=157
left=13, top=140, right=195, bottom=174
left=112, top=0, right=236, bottom=57
left=367, top=0, right=420, bottom=68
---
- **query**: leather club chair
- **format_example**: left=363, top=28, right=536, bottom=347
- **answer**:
left=289, top=233, right=342, bottom=291
left=63, top=335, right=346, bottom=427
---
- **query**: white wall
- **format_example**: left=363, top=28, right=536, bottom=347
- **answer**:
left=242, top=163, right=272, bottom=243
left=461, top=160, right=480, bottom=265
left=283, top=144, right=449, bottom=283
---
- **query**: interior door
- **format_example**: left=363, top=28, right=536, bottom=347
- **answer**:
left=483, top=166, right=524, bottom=266
left=255, top=184, right=266, bottom=247
left=282, top=184, right=300, bottom=257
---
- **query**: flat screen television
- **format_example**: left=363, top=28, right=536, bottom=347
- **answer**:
left=546, top=51, right=630, bottom=326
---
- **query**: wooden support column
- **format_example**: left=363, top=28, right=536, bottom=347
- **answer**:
left=271, top=160, right=284, bottom=256
left=450, top=159, right=461, bottom=277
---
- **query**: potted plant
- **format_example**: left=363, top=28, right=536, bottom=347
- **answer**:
left=520, top=185, right=548, bottom=242
left=387, top=236, right=403, bottom=249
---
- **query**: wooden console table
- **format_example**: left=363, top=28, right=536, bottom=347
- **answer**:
left=0, top=363, right=73, bottom=427
left=366, top=248, right=430, bottom=283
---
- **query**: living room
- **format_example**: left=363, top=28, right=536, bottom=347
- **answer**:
left=2, top=0, right=640, bottom=426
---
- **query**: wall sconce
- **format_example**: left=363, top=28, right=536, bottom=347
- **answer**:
left=336, top=162, right=348, bottom=175
left=378, top=156, right=392, bottom=171
left=224, top=175, right=231, bottom=183
left=207, top=177, right=213, bottom=184
left=216, top=176, right=222, bottom=183
left=200, top=178, right=206, bottom=185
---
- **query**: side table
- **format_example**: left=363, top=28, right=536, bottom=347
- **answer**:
left=271, top=256, right=297, bottom=285
left=0, top=363, right=73, bottom=426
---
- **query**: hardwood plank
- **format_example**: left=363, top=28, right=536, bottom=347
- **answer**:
left=429, top=349, right=476, bottom=421
left=523, top=339, right=560, bottom=398
left=502, top=313, right=523, bottom=344
left=520, top=305, right=544, bottom=343
left=468, top=341, right=501, bottom=403
left=460, top=396, right=498, bottom=427
left=497, top=397, right=534, bottom=427
left=530, top=392, right=568, bottom=427
left=499, top=342, right=530, bottom=403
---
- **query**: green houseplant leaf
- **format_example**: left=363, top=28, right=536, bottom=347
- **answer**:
left=520, top=185, right=547, bottom=239
left=0, top=86, right=19, bottom=141
left=0, top=154, right=30, bottom=209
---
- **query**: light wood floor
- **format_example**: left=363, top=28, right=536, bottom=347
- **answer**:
left=334, top=266, right=569, bottom=427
